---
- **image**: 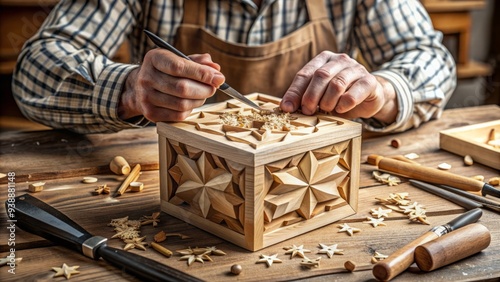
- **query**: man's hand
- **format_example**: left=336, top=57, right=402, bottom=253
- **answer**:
left=119, top=49, right=225, bottom=122
left=280, top=51, right=398, bottom=125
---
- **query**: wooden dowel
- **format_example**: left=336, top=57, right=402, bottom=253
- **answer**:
left=367, top=154, right=483, bottom=192
left=114, top=164, right=141, bottom=197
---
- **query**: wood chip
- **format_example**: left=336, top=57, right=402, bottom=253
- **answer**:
left=464, top=155, right=474, bottom=166
left=344, top=260, right=356, bottom=272
left=82, top=177, right=98, bottom=183
left=489, top=177, right=500, bottom=186
left=471, top=175, right=484, bottom=182
left=150, top=242, right=173, bottom=257
left=437, top=163, right=451, bottom=170
left=28, top=182, right=45, bottom=193
left=129, top=181, right=144, bottom=192
left=404, top=153, right=419, bottom=160
left=390, top=138, right=401, bottom=148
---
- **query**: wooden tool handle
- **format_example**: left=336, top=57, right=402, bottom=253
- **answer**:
left=367, top=154, right=483, bottom=192
left=414, top=223, right=491, bottom=272
left=373, top=231, right=439, bottom=281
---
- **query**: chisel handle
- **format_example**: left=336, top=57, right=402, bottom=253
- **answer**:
left=367, top=154, right=482, bottom=192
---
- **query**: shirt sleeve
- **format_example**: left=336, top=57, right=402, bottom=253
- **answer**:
left=354, top=0, right=457, bottom=133
left=12, top=0, right=146, bottom=134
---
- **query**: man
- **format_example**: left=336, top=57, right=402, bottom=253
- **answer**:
left=12, top=0, right=456, bottom=134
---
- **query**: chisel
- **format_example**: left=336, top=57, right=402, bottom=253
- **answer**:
left=5, top=194, right=202, bottom=282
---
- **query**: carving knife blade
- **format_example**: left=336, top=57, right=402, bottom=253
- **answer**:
left=144, top=29, right=263, bottom=111
left=5, top=194, right=202, bottom=282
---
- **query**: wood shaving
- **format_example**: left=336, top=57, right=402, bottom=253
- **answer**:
left=219, top=108, right=297, bottom=131
left=93, top=184, right=110, bottom=195
left=300, top=257, right=321, bottom=269
left=372, top=171, right=401, bottom=186
left=123, top=236, right=148, bottom=251
left=375, top=193, right=430, bottom=225
left=471, top=175, right=485, bottom=182
left=140, top=212, right=160, bottom=227
left=150, top=242, right=173, bottom=257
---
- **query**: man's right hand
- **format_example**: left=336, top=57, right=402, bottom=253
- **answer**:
left=118, top=49, right=225, bottom=122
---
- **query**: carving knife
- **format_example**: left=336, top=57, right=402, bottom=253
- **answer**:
left=5, top=194, right=202, bottom=282
left=144, top=29, right=263, bottom=111
left=372, top=208, right=483, bottom=281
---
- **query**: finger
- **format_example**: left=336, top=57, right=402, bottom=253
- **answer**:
left=318, top=65, right=365, bottom=112
left=281, top=52, right=332, bottom=112
left=189, top=53, right=221, bottom=71
left=142, top=104, right=194, bottom=122
left=149, top=68, right=217, bottom=100
left=146, top=88, right=207, bottom=111
left=334, top=74, right=377, bottom=114
left=149, top=49, right=225, bottom=88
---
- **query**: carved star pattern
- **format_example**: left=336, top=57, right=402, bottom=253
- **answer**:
left=172, top=152, right=242, bottom=218
left=52, top=263, right=80, bottom=279
left=317, top=243, right=344, bottom=258
left=265, top=151, right=347, bottom=220
left=256, top=254, right=282, bottom=267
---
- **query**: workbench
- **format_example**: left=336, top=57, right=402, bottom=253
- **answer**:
left=1, top=105, right=499, bottom=281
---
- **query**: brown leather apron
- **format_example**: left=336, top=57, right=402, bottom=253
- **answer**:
left=174, top=0, right=337, bottom=102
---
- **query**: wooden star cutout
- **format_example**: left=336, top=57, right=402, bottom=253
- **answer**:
left=284, top=244, right=311, bottom=259
left=363, top=217, right=387, bottom=228
left=256, top=254, right=282, bottom=267
left=123, top=236, right=148, bottom=251
left=337, top=223, right=361, bottom=236
left=370, top=207, right=392, bottom=218
left=300, top=257, right=321, bottom=268
left=52, top=263, right=80, bottom=279
left=317, top=243, right=344, bottom=258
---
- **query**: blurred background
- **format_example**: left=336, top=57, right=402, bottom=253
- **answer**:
left=0, top=0, right=498, bottom=132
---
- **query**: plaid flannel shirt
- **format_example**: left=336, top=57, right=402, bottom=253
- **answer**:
left=12, top=0, right=456, bottom=134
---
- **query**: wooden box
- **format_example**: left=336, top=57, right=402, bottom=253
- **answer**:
left=440, top=120, right=500, bottom=170
left=157, top=94, right=362, bottom=251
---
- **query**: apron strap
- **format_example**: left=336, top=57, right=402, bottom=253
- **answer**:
left=183, top=0, right=206, bottom=25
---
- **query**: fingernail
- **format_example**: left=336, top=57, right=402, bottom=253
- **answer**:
left=282, top=101, right=294, bottom=112
left=212, top=74, right=225, bottom=87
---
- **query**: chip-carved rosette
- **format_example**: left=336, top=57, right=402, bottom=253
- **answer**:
left=263, top=142, right=352, bottom=233
left=167, top=147, right=246, bottom=234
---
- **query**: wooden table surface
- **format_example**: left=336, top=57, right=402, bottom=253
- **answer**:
left=1, top=105, right=499, bottom=282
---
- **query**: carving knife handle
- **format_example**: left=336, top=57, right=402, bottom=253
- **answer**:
left=6, top=194, right=92, bottom=253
